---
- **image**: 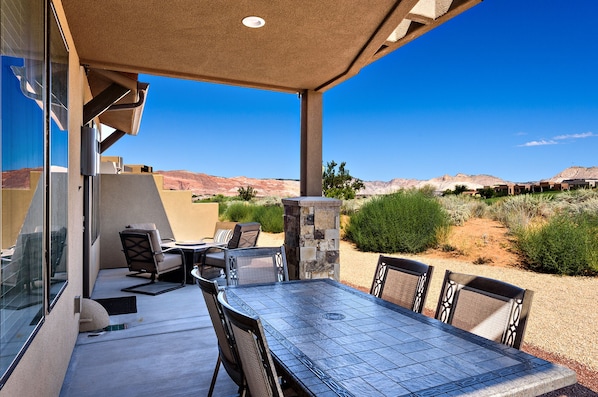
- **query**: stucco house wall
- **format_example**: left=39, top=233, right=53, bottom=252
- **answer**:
left=0, top=2, right=86, bottom=395
left=99, top=173, right=218, bottom=269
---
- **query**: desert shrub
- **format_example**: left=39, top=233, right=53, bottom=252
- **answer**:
left=341, top=197, right=372, bottom=215
left=345, top=190, right=450, bottom=254
left=222, top=202, right=283, bottom=233
left=217, top=202, right=228, bottom=218
left=489, top=194, right=554, bottom=232
left=551, top=189, right=598, bottom=217
left=253, top=196, right=282, bottom=207
left=516, top=213, right=598, bottom=276
left=252, top=205, right=284, bottom=233
left=471, top=201, right=488, bottom=218
left=438, top=195, right=484, bottom=225
left=224, top=202, right=253, bottom=222
left=237, top=185, right=258, bottom=201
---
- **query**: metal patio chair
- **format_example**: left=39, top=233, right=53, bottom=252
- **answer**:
left=224, top=246, right=289, bottom=286
left=369, top=255, right=434, bottom=313
left=119, top=228, right=185, bottom=295
left=191, top=269, right=243, bottom=397
left=200, top=222, right=261, bottom=276
left=218, top=291, right=286, bottom=397
left=434, top=270, right=534, bottom=349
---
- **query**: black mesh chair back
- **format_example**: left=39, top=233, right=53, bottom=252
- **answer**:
left=201, top=222, right=262, bottom=276
left=227, top=222, right=261, bottom=249
left=369, top=255, right=433, bottom=313
left=218, top=291, right=284, bottom=397
left=191, top=269, right=243, bottom=396
left=434, top=270, right=533, bottom=349
left=224, top=246, right=289, bottom=286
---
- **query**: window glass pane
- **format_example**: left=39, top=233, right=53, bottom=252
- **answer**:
left=1, top=0, right=45, bottom=380
left=49, top=7, right=68, bottom=306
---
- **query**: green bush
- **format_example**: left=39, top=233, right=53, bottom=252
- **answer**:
left=345, top=190, right=450, bottom=254
left=252, top=205, right=284, bottom=233
left=224, top=202, right=254, bottom=222
left=222, top=202, right=283, bottom=233
left=237, top=185, right=258, bottom=201
left=516, top=214, right=598, bottom=276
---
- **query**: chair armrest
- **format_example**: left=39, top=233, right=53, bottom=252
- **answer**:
left=162, top=246, right=186, bottom=264
left=199, top=245, right=227, bottom=265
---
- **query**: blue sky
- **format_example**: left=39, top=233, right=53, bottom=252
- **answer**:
left=105, top=0, right=598, bottom=183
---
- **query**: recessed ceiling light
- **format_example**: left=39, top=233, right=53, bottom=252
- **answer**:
left=242, top=16, right=265, bottom=28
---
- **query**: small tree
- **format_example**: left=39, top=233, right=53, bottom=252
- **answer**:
left=453, top=184, right=469, bottom=195
left=322, top=160, right=365, bottom=200
left=237, top=185, right=257, bottom=201
left=478, top=187, right=495, bottom=199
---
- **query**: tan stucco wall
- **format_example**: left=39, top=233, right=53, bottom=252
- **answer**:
left=99, top=173, right=218, bottom=269
left=155, top=174, right=218, bottom=241
left=100, top=173, right=172, bottom=269
left=0, top=2, right=85, bottom=396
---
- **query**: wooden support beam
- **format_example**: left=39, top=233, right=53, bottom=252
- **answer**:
left=83, top=83, right=130, bottom=125
left=99, top=129, right=126, bottom=153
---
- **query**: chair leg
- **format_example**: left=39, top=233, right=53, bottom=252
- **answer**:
left=207, top=355, right=221, bottom=397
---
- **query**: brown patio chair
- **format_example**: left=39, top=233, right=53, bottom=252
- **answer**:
left=369, top=255, right=433, bottom=313
left=119, top=228, right=186, bottom=295
left=224, top=246, right=289, bottom=286
left=201, top=221, right=237, bottom=244
left=217, top=291, right=286, bottom=397
left=434, top=270, right=534, bottom=349
left=200, top=222, right=261, bottom=276
left=191, top=269, right=243, bottom=397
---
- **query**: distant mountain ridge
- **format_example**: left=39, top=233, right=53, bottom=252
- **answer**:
left=4, top=166, right=596, bottom=196
left=156, top=166, right=598, bottom=197
left=543, top=166, right=598, bottom=183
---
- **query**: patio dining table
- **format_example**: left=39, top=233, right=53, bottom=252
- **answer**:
left=224, top=279, right=576, bottom=397
left=161, top=241, right=226, bottom=283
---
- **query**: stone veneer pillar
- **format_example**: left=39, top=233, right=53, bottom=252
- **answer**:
left=282, top=197, right=341, bottom=281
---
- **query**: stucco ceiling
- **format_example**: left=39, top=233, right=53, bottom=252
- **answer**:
left=62, top=0, right=481, bottom=94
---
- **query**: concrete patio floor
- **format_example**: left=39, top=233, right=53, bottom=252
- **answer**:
left=59, top=268, right=238, bottom=397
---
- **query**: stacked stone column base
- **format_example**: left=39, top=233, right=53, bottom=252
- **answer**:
left=282, top=197, right=341, bottom=281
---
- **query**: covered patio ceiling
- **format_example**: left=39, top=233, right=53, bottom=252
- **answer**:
left=62, top=0, right=481, bottom=94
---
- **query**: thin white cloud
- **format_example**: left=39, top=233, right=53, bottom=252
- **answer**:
left=519, top=131, right=594, bottom=147
left=519, top=139, right=558, bottom=147
left=553, top=132, right=595, bottom=140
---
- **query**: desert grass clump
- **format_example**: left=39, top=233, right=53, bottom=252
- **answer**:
left=516, top=213, right=598, bottom=276
left=341, top=197, right=372, bottom=216
left=345, top=189, right=450, bottom=254
left=489, top=194, right=554, bottom=232
left=551, top=189, right=598, bottom=217
left=438, top=195, right=486, bottom=225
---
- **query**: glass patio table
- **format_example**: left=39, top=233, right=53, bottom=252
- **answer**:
left=224, top=279, right=576, bottom=397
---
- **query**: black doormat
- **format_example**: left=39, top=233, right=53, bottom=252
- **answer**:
left=94, top=296, right=137, bottom=315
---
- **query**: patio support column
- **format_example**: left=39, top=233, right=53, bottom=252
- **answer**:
left=300, top=90, right=322, bottom=197
left=284, top=91, right=340, bottom=281
left=282, top=197, right=340, bottom=281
